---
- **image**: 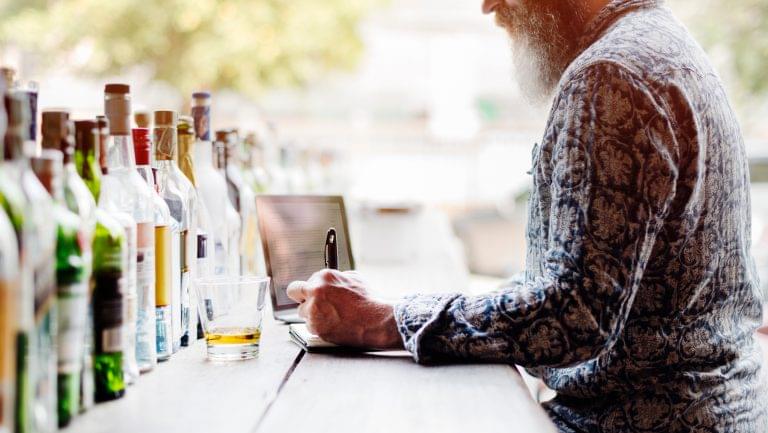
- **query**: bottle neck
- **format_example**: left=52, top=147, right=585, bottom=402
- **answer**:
left=107, top=134, right=137, bottom=170
left=194, top=139, right=214, bottom=168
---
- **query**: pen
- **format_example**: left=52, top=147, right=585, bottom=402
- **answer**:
left=324, top=228, right=338, bottom=270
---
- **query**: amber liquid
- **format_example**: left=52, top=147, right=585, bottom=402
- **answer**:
left=205, top=327, right=261, bottom=346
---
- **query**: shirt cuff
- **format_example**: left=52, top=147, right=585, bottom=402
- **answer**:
left=394, top=293, right=462, bottom=364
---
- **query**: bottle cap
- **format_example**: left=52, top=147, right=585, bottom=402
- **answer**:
left=177, top=115, right=194, bottom=136
left=3, top=91, right=28, bottom=160
left=0, top=67, right=16, bottom=88
left=96, top=115, right=110, bottom=174
left=74, top=120, right=98, bottom=158
left=192, top=92, right=211, bottom=141
left=132, top=128, right=151, bottom=165
left=41, top=110, right=72, bottom=156
left=153, top=110, right=177, bottom=160
left=134, top=111, right=151, bottom=128
left=154, top=110, right=177, bottom=127
left=104, top=83, right=131, bottom=135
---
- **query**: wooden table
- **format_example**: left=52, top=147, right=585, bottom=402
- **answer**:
left=63, top=271, right=556, bottom=433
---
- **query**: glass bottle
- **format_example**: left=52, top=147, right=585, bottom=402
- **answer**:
left=102, top=84, right=155, bottom=382
left=153, top=110, right=197, bottom=349
left=29, top=150, right=88, bottom=428
left=3, top=91, right=57, bottom=433
left=132, top=128, right=173, bottom=361
left=73, top=119, right=118, bottom=411
left=192, top=92, right=237, bottom=277
left=214, top=130, right=242, bottom=276
left=0, top=76, right=20, bottom=433
left=224, top=129, right=263, bottom=275
left=0, top=209, right=18, bottom=433
left=88, top=116, right=128, bottom=403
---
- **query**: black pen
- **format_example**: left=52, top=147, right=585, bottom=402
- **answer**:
left=324, top=228, right=338, bottom=270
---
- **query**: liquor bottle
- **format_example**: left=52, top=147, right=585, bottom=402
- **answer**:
left=3, top=91, right=57, bottom=433
left=88, top=117, right=128, bottom=403
left=191, top=93, right=239, bottom=276
left=132, top=128, right=172, bottom=361
left=224, top=129, right=263, bottom=275
left=102, top=84, right=155, bottom=383
left=0, top=209, right=19, bottom=433
left=72, top=119, right=113, bottom=412
left=153, top=110, right=196, bottom=349
left=0, top=76, right=20, bottom=433
left=213, top=130, right=241, bottom=276
left=29, top=150, right=88, bottom=428
left=177, top=116, right=213, bottom=337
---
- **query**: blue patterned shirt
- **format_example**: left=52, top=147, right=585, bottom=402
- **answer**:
left=394, top=1, right=767, bottom=431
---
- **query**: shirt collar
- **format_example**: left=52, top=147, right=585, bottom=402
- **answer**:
left=576, top=0, right=663, bottom=54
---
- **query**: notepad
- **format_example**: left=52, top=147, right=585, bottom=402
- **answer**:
left=288, top=324, right=341, bottom=352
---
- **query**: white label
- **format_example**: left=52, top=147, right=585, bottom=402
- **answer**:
left=102, top=326, right=123, bottom=353
left=57, top=285, right=88, bottom=374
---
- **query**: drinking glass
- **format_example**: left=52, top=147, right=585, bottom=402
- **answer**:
left=194, top=276, right=269, bottom=361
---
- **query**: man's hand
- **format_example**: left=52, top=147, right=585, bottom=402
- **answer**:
left=286, top=270, right=404, bottom=350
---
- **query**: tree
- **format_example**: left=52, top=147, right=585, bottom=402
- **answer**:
left=0, top=0, right=382, bottom=97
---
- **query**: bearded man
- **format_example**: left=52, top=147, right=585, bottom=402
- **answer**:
left=287, top=0, right=768, bottom=431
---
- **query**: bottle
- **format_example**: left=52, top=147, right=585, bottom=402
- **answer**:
left=242, top=132, right=270, bottom=194
left=0, top=210, right=19, bottom=433
left=73, top=119, right=117, bottom=412
left=90, top=116, right=128, bottom=403
left=0, top=75, right=20, bottom=433
left=4, top=91, right=57, bottom=433
left=192, top=93, right=236, bottom=277
left=177, top=116, right=213, bottom=337
left=102, top=84, right=155, bottom=383
left=29, top=150, right=88, bottom=428
left=132, top=128, right=172, bottom=362
left=153, top=110, right=197, bottom=349
left=214, top=130, right=241, bottom=276
left=224, top=129, right=263, bottom=275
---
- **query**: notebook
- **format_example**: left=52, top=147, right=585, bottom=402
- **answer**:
left=288, top=324, right=385, bottom=353
left=288, top=324, right=340, bottom=352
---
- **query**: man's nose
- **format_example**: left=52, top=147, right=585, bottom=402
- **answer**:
left=482, top=0, right=502, bottom=14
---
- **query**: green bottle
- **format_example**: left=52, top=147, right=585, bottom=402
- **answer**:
left=87, top=116, right=127, bottom=402
left=30, top=150, right=89, bottom=428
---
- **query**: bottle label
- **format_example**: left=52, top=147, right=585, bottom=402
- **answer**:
left=155, top=306, right=172, bottom=358
left=135, top=222, right=156, bottom=365
left=57, top=283, right=88, bottom=374
left=0, top=280, right=13, bottom=429
left=101, top=326, right=123, bottom=353
left=171, top=229, right=182, bottom=351
left=181, top=229, right=190, bottom=344
left=214, top=241, right=227, bottom=276
left=154, top=225, right=172, bottom=307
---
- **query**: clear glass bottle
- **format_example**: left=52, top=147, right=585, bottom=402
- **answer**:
left=132, top=127, right=172, bottom=361
left=102, top=84, right=155, bottom=382
left=214, top=130, right=242, bottom=276
left=224, top=129, right=263, bottom=275
left=29, top=150, right=88, bottom=428
left=3, top=91, right=57, bottom=433
left=192, top=93, right=238, bottom=277
left=153, top=110, right=196, bottom=349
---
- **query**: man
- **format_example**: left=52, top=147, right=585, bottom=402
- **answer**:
left=287, top=0, right=768, bottom=431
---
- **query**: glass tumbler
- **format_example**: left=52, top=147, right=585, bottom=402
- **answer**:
left=194, top=276, right=269, bottom=361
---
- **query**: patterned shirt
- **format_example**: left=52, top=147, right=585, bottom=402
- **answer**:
left=394, top=1, right=767, bottom=431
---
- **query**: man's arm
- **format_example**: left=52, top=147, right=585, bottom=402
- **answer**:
left=395, top=62, right=679, bottom=366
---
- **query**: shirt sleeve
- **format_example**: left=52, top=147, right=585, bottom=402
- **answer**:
left=394, top=62, right=680, bottom=367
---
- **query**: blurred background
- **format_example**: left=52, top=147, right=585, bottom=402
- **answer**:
left=2, top=0, right=768, bottom=295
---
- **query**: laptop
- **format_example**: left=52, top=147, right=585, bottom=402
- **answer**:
left=256, top=195, right=355, bottom=323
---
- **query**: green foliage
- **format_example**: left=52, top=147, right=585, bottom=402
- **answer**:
left=0, top=0, right=382, bottom=96
left=679, top=0, right=768, bottom=97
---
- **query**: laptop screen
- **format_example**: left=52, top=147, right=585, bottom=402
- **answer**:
left=256, top=195, right=355, bottom=310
